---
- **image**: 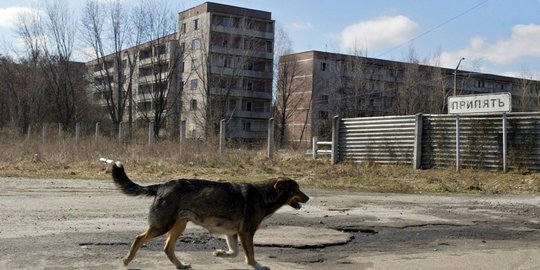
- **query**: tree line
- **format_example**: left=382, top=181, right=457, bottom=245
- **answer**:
left=0, top=0, right=186, bottom=138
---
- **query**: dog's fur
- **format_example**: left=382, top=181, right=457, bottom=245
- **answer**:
left=109, top=161, right=309, bottom=270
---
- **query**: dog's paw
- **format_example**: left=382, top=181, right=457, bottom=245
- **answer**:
left=213, top=249, right=230, bottom=257
left=213, top=249, right=238, bottom=258
left=213, top=249, right=224, bottom=257
left=122, top=257, right=131, bottom=266
left=176, top=262, right=191, bottom=269
left=254, top=263, right=270, bottom=270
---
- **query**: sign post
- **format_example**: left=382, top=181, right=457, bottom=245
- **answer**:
left=448, top=93, right=511, bottom=172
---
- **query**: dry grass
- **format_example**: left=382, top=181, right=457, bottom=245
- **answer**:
left=0, top=130, right=539, bottom=194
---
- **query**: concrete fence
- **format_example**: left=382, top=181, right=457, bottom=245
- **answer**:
left=27, top=119, right=278, bottom=159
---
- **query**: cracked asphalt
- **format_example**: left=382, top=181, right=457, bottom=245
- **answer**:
left=0, top=177, right=539, bottom=269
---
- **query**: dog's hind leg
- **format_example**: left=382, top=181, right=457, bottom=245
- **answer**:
left=123, top=225, right=166, bottom=266
left=164, top=218, right=191, bottom=269
left=239, top=232, right=269, bottom=270
left=213, top=234, right=239, bottom=257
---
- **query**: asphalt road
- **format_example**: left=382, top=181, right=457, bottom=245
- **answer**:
left=0, top=177, right=539, bottom=270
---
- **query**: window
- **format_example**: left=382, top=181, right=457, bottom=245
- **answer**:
left=191, top=59, right=199, bottom=70
left=179, top=62, right=185, bottom=73
left=321, top=62, right=328, bottom=71
left=190, top=99, right=197, bottom=111
left=193, top=19, right=199, bottom=30
left=155, top=44, right=166, bottom=55
left=192, top=39, right=201, bottom=50
left=320, top=95, right=329, bottom=104
left=180, top=42, right=185, bottom=52
left=245, top=101, right=252, bottom=111
left=223, top=17, right=232, bottom=27
left=190, top=79, right=198, bottom=90
left=477, top=80, right=486, bottom=88
left=224, top=57, right=232, bottom=68
left=246, top=82, right=253, bottom=91
left=319, top=111, right=329, bottom=119
left=181, top=23, right=186, bottom=33
left=245, top=19, right=253, bottom=29
left=242, top=120, right=251, bottom=131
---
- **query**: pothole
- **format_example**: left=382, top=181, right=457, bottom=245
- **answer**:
left=254, top=226, right=353, bottom=248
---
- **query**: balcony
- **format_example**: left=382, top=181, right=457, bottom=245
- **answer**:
left=139, top=54, right=170, bottom=67
left=209, top=66, right=272, bottom=79
left=138, top=72, right=170, bottom=84
left=233, top=110, right=271, bottom=119
left=212, top=88, right=272, bottom=99
left=210, top=46, right=273, bottom=59
left=93, top=66, right=115, bottom=77
left=210, top=25, right=273, bottom=40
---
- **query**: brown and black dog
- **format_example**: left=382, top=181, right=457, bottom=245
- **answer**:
left=106, top=160, right=309, bottom=270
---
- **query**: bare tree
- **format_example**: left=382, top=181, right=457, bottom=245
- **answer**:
left=132, top=0, right=183, bottom=138
left=275, top=54, right=309, bottom=147
left=331, top=54, right=375, bottom=118
left=8, top=8, right=45, bottom=133
left=81, top=0, right=133, bottom=131
left=0, top=55, right=46, bottom=133
left=41, top=0, right=88, bottom=128
left=515, top=71, right=537, bottom=111
left=11, top=1, right=95, bottom=132
left=391, top=48, right=434, bottom=115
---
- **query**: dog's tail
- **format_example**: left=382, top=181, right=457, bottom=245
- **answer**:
left=104, top=159, right=160, bottom=197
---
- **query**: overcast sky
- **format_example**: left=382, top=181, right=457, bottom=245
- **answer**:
left=1, top=0, right=539, bottom=79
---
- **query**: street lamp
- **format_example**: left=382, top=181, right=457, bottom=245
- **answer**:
left=453, top=57, right=465, bottom=96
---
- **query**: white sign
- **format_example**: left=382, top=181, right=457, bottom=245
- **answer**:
left=448, top=93, right=511, bottom=114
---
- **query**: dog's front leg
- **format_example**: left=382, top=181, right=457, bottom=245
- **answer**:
left=213, top=234, right=239, bottom=257
left=239, top=232, right=269, bottom=270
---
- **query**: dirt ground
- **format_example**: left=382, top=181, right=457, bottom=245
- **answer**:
left=0, top=176, right=539, bottom=270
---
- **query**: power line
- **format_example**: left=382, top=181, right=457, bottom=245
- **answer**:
left=377, top=0, right=491, bottom=58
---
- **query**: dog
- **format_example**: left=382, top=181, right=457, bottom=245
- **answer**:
left=101, top=159, right=309, bottom=270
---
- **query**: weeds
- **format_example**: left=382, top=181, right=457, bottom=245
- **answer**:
left=0, top=131, right=538, bottom=194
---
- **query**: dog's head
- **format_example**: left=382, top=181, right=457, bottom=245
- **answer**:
left=274, top=178, right=309, bottom=209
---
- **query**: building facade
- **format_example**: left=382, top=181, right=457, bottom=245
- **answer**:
left=178, top=2, right=274, bottom=139
left=278, top=51, right=540, bottom=144
left=86, top=2, right=274, bottom=140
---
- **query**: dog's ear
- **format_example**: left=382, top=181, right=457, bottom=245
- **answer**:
left=273, top=178, right=287, bottom=192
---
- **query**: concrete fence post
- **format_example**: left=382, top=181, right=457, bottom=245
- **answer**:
left=26, top=125, right=32, bottom=140
left=312, top=136, right=318, bottom=159
left=331, top=115, right=340, bottom=164
left=75, top=123, right=81, bottom=142
left=95, top=122, right=101, bottom=141
left=179, top=120, right=185, bottom=152
left=58, top=123, right=64, bottom=141
left=148, top=121, right=155, bottom=145
left=413, top=114, right=423, bottom=169
left=118, top=122, right=124, bottom=143
left=267, top=118, right=275, bottom=159
left=219, top=119, right=226, bottom=155
left=42, top=123, right=48, bottom=144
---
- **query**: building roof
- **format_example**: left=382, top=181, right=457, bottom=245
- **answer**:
left=280, top=50, right=540, bottom=84
left=179, top=2, right=272, bottom=20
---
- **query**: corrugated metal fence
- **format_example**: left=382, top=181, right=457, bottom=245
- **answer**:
left=335, top=112, right=540, bottom=171
left=339, top=115, right=418, bottom=164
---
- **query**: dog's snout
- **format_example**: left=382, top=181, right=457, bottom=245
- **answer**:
left=299, top=192, right=309, bottom=203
